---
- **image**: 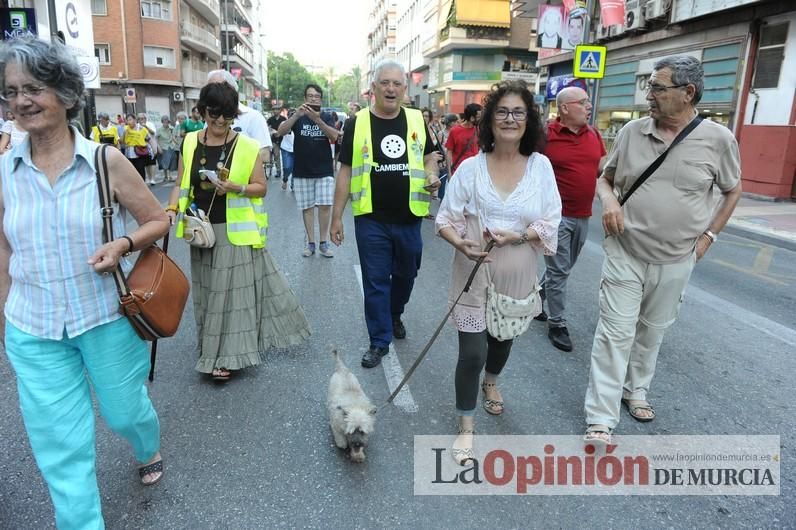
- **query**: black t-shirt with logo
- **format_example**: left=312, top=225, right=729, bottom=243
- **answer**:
left=291, top=113, right=336, bottom=178
left=340, top=109, right=434, bottom=224
left=267, top=115, right=286, bottom=144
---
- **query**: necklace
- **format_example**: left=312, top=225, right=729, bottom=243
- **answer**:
left=199, top=127, right=231, bottom=170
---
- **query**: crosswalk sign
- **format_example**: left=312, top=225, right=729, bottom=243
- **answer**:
left=573, top=45, right=607, bottom=79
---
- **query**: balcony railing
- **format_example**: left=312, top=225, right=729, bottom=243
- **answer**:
left=181, top=21, right=220, bottom=55
left=182, top=67, right=211, bottom=87
left=184, top=0, right=220, bottom=25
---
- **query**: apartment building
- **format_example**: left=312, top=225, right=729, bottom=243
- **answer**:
left=89, top=0, right=266, bottom=122
left=220, top=0, right=267, bottom=107
left=364, top=0, right=398, bottom=96
left=180, top=0, right=222, bottom=104
left=537, top=0, right=795, bottom=199
left=422, top=0, right=535, bottom=115
left=396, top=0, right=427, bottom=107
left=91, top=0, right=193, bottom=121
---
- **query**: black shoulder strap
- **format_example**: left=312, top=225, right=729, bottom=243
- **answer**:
left=619, top=115, right=703, bottom=206
left=94, top=144, right=132, bottom=301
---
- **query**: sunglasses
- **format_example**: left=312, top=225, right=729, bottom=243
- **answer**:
left=206, top=109, right=235, bottom=122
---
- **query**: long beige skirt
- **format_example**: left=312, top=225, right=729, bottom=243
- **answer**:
left=191, top=223, right=311, bottom=373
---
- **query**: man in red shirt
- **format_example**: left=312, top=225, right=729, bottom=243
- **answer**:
left=540, top=86, right=606, bottom=351
left=445, top=103, right=482, bottom=175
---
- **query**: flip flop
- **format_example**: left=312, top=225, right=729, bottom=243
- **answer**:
left=622, top=398, right=655, bottom=422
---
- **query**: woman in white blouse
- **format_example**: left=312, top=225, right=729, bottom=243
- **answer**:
left=436, top=80, right=561, bottom=465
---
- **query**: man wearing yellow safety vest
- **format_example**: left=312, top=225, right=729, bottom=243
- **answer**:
left=331, top=59, right=442, bottom=369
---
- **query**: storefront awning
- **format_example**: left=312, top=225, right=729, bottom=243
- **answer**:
left=455, top=0, right=511, bottom=28
left=438, top=0, right=454, bottom=30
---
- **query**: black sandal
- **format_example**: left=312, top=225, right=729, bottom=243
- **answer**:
left=138, top=459, right=163, bottom=486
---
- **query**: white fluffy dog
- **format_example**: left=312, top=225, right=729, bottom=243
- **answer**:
left=327, top=350, right=377, bottom=463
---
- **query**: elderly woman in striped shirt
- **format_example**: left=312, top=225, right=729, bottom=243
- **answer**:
left=0, top=38, right=169, bottom=529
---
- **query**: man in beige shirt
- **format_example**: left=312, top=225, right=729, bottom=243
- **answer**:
left=584, top=55, right=742, bottom=444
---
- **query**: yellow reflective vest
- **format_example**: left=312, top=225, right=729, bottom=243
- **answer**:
left=350, top=107, right=430, bottom=217
left=175, top=131, right=268, bottom=248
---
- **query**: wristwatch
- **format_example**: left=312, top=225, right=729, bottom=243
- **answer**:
left=703, top=229, right=717, bottom=243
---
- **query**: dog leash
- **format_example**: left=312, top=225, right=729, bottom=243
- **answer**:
left=380, top=240, right=496, bottom=410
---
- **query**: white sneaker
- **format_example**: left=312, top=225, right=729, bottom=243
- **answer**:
left=318, top=242, right=334, bottom=258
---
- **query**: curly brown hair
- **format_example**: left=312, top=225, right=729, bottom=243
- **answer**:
left=478, top=80, right=543, bottom=156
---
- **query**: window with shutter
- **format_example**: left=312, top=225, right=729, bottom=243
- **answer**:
left=753, top=23, right=788, bottom=90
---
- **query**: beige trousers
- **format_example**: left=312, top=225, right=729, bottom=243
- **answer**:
left=584, top=236, right=696, bottom=429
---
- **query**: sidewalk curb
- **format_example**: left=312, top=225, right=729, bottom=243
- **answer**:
left=724, top=222, right=796, bottom=252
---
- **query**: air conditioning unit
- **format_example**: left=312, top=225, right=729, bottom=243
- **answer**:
left=625, top=0, right=646, bottom=31
left=597, top=21, right=625, bottom=39
left=595, top=22, right=612, bottom=41
left=644, top=0, right=669, bottom=20
left=173, top=92, right=185, bottom=102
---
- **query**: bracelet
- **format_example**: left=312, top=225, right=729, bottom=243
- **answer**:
left=120, top=235, right=134, bottom=256
left=240, top=184, right=247, bottom=195
left=165, top=204, right=177, bottom=213
left=512, top=231, right=529, bottom=246
left=702, top=229, right=717, bottom=243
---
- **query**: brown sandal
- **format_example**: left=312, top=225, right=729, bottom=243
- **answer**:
left=622, top=398, right=655, bottom=422
left=584, top=425, right=613, bottom=446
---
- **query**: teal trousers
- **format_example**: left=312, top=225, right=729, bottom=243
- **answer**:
left=5, top=318, right=161, bottom=530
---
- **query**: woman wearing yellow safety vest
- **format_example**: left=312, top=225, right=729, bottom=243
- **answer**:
left=166, top=82, right=310, bottom=381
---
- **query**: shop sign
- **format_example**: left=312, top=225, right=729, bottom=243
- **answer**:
left=546, top=75, right=587, bottom=100
left=672, top=0, right=762, bottom=23
left=0, top=8, right=37, bottom=40
left=501, top=71, right=538, bottom=84
left=452, top=72, right=501, bottom=81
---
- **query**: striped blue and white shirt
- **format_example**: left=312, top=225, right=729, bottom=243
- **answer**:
left=2, top=128, right=132, bottom=340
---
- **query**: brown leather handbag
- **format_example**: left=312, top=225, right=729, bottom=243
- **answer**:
left=95, top=144, right=190, bottom=341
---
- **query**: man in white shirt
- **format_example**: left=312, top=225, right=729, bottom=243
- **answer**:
left=206, top=70, right=272, bottom=163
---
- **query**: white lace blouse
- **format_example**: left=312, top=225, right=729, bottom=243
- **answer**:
left=435, top=152, right=562, bottom=333
left=435, top=152, right=561, bottom=256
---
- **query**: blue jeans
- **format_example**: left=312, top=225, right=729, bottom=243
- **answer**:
left=5, top=318, right=160, bottom=530
left=354, top=216, right=423, bottom=348
left=281, top=148, right=294, bottom=183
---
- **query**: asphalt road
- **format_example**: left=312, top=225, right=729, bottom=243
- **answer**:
left=0, top=177, right=793, bottom=529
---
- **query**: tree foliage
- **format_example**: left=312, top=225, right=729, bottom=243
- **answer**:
left=266, top=53, right=364, bottom=112
left=266, top=52, right=320, bottom=109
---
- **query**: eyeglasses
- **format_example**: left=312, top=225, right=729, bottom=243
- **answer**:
left=305, top=93, right=322, bottom=100
left=494, top=108, right=528, bottom=121
left=0, top=84, right=46, bottom=102
left=644, top=83, right=688, bottom=94
left=564, top=98, right=590, bottom=106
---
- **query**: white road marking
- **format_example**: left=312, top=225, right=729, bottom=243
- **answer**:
left=584, top=240, right=796, bottom=348
left=354, top=265, right=418, bottom=413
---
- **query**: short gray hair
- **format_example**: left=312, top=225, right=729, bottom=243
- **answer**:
left=98, top=111, right=110, bottom=119
left=371, top=59, right=406, bottom=85
left=653, top=55, right=704, bottom=105
left=0, top=37, right=85, bottom=121
left=207, top=69, right=238, bottom=92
